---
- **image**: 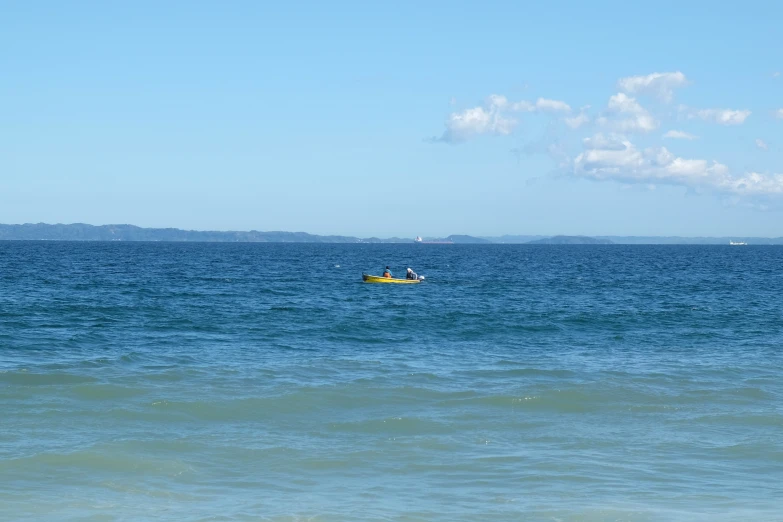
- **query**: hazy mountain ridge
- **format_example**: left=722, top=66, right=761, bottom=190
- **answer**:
left=527, top=236, right=614, bottom=245
left=593, top=236, right=783, bottom=245
left=0, top=223, right=413, bottom=243
left=1, top=223, right=781, bottom=244
left=445, top=235, right=492, bottom=244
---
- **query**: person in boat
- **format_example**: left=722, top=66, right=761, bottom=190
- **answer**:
left=383, top=266, right=393, bottom=278
left=406, top=268, right=418, bottom=280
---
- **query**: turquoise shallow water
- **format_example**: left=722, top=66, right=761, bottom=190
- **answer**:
left=1, top=242, right=782, bottom=521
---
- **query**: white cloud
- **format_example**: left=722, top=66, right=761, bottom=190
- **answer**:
left=565, top=112, right=590, bottom=129
left=685, top=107, right=751, bottom=125
left=582, top=132, right=628, bottom=151
left=664, top=130, right=698, bottom=140
left=775, top=109, right=783, bottom=119
left=511, top=98, right=571, bottom=113
left=598, top=93, right=657, bottom=132
left=573, top=133, right=783, bottom=196
left=436, top=94, right=573, bottom=142
left=486, top=94, right=509, bottom=108
left=773, top=72, right=781, bottom=78
left=438, top=95, right=517, bottom=142
left=534, top=98, right=571, bottom=112
left=756, top=138, right=768, bottom=151
left=510, top=100, right=534, bottom=111
left=607, top=93, right=643, bottom=113
left=723, top=172, right=783, bottom=196
left=617, top=71, right=688, bottom=103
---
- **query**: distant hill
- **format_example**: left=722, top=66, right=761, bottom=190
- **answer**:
left=444, top=235, right=491, bottom=244
left=2, top=224, right=781, bottom=244
left=0, top=223, right=408, bottom=243
left=527, top=235, right=614, bottom=245
left=479, top=235, right=783, bottom=245
left=594, top=236, right=783, bottom=245
left=482, top=235, right=547, bottom=244
left=0, top=223, right=496, bottom=244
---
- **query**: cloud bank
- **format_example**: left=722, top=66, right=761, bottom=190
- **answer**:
left=598, top=93, right=657, bottom=132
left=664, top=130, right=697, bottom=140
left=432, top=71, right=778, bottom=198
left=617, top=71, right=688, bottom=103
left=437, top=95, right=572, bottom=143
left=574, top=133, right=783, bottom=196
left=685, top=107, right=751, bottom=125
left=437, top=95, right=517, bottom=142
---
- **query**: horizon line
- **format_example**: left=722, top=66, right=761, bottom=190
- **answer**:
left=0, top=222, right=781, bottom=240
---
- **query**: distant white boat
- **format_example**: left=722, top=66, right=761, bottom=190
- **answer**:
left=729, top=241, right=747, bottom=246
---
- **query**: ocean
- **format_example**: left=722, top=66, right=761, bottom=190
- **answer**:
left=1, top=242, right=781, bottom=521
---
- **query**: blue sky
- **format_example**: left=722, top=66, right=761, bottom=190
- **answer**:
left=1, top=1, right=781, bottom=237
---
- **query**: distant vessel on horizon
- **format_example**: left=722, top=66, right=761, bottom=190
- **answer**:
left=414, top=236, right=453, bottom=245
left=729, top=241, right=748, bottom=246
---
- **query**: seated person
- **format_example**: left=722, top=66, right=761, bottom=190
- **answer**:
left=406, top=268, right=418, bottom=280
left=383, top=266, right=392, bottom=278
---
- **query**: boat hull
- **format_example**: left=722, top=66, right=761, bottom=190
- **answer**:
left=362, top=274, right=420, bottom=284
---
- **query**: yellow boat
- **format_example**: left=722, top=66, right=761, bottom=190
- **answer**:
left=362, top=274, right=421, bottom=284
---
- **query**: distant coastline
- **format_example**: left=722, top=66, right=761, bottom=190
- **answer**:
left=526, top=235, right=613, bottom=245
left=0, top=223, right=780, bottom=245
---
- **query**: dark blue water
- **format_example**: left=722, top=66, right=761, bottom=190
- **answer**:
left=1, top=242, right=782, bottom=521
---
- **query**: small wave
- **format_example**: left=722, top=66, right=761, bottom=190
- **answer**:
left=438, top=395, right=540, bottom=408
left=0, top=372, right=98, bottom=386
left=69, top=384, right=148, bottom=401
left=2, top=447, right=195, bottom=480
left=119, top=352, right=144, bottom=364
left=327, top=416, right=451, bottom=435
left=686, top=413, right=783, bottom=428
left=459, top=367, right=578, bottom=379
